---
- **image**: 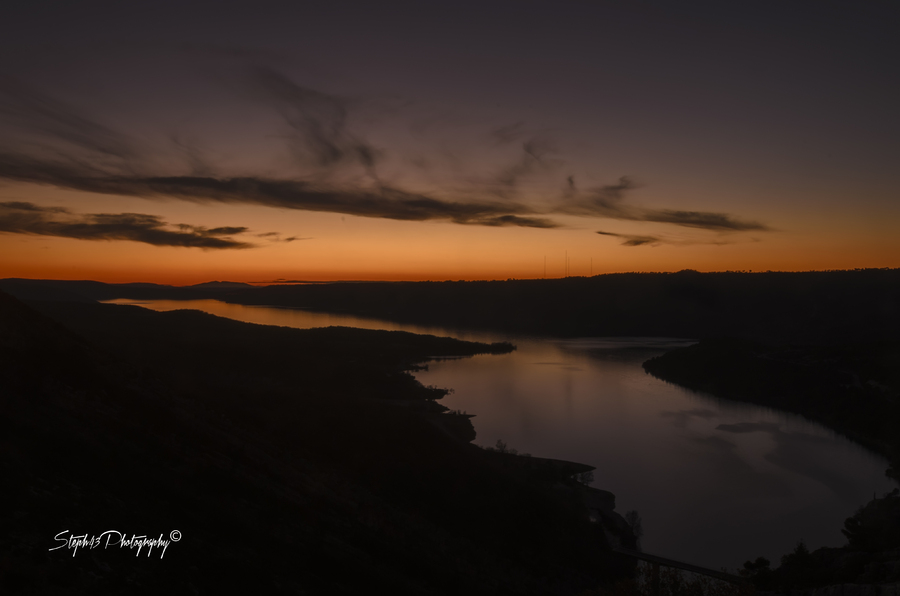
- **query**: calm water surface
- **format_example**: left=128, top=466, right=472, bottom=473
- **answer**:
left=107, top=298, right=896, bottom=571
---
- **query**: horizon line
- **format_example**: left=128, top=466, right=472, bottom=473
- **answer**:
left=2, top=266, right=898, bottom=288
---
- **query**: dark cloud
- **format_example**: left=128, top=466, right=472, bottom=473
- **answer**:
left=0, top=75, right=135, bottom=160
left=255, top=231, right=307, bottom=242
left=0, top=153, right=559, bottom=228
left=596, top=229, right=752, bottom=247
left=250, top=66, right=380, bottom=174
left=596, top=230, right=662, bottom=246
left=620, top=236, right=658, bottom=247
left=0, top=201, right=253, bottom=249
left=491, top=136, right=560, bottom=197
left=0, top=200, right=69, bottom=213
left=565, top=176, right=770, bottom=232
left=0, top=70, right=770, bottom=235
left=0, top=72, right=558, bottom=229
left=170, top=134, right=215, bottom=176
left=560, top=177, right=637, bottom=216
left=478, top=214, right=557, bottom=228
left=592, top=176, right=636, bottom=206
left=560, top=177, right=639, bottom=218
left=641, top=209, right=769, bottom=231
left=205, top=226, right=249, bottom=236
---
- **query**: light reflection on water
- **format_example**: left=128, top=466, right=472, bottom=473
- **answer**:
left=106, top=298, right=896, bottom=571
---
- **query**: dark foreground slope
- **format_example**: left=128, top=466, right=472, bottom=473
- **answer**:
left=4, top=268, right=900, bottom=343
left=1, top=294, right=634, bottom=595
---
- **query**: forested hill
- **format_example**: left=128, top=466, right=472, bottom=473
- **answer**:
left=3, top=268, right=899, bottom=343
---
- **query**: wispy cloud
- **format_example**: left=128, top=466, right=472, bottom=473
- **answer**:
left=0, top=201, right=254, bottom=249
left=565, top=177, right=769, bottom=232
left=0, top=154, right=560, bottom=228
left=639, top=209, right=768, bottom=232
left=249, top=66, right=379, bottom=175
left=256, top=231, right=307, bottom=242
left=595, top=230, right=662, bottom=246
left=490, top=136, right=560, bottom=197
left=0, top=73, right=135, bottom=160
left=596, top=229, right=751, bottom=247
left=0, top=70, right=771, bottom=236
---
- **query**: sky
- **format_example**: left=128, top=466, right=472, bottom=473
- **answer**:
left=1, top=0, right=898, bottom=284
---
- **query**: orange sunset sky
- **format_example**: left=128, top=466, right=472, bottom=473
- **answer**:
left=1, top=2, right=898, bottom=285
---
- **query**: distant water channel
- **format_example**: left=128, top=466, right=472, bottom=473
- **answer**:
left=107, top=298, right=896, bottom=571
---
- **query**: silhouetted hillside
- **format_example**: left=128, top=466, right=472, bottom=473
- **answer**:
left=1, top=293, right=633, bottom=594
left=4, top=268, right=898, bottom=343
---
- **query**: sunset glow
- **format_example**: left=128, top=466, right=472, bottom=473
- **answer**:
left=1, top=3, right=898, bottom=284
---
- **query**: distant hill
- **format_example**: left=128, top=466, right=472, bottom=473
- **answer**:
left=186, top=280, right=254, bottom=289
left=5, top=268, right=899, bottom=343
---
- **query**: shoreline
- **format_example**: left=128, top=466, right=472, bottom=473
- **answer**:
left=642, top=337, right=900, bottom=589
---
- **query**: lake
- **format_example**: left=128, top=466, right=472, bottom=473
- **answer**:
left=106, top=298, right=896, bottom=571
